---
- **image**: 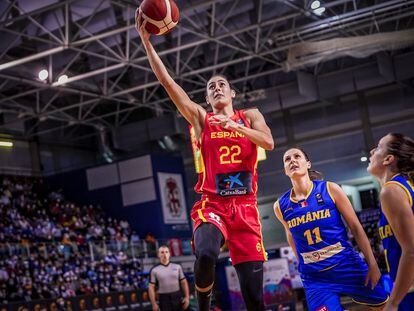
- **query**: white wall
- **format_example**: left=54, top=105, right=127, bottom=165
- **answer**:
left=341, top=184, right=362, bottom=212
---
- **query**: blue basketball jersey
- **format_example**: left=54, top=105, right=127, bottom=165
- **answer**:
left=277, top=180, right=360, bottom=274
left=378, top=174, right=414, bottom=281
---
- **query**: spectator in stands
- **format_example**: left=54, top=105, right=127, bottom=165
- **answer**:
left=0, top=174, right=148, bottom=305
left=131, top=231, right=140, bottom=244
left=145, top=232, right=156, bottom=244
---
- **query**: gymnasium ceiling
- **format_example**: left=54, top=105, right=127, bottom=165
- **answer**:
left=0, top=0, right=414, bottom=148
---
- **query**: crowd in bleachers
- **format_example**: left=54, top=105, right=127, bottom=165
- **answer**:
left=0, top=175, right=388, bottom=306
left=0, top=175, right=146, bottom=304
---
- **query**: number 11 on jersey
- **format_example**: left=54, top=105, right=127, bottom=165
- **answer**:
left=304, top=227, right=323, bottom=245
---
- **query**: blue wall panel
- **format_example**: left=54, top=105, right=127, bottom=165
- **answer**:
left=151, top=155, right=192, bottom=239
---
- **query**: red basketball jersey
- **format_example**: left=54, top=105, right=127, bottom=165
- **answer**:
left=194, top=109, right=258, bottom=197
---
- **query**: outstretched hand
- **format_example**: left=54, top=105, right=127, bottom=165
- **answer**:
left=135, top=8, right=151, bottom=42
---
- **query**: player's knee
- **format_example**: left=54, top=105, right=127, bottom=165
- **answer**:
left=195, top=247, right=218, bottom=269
left=194, top=247, right=218, bottom=289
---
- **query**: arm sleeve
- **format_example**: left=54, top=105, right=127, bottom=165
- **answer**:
left=149, top=267, right=157, bottom=284
left=178, top=265, right=185, bottom=280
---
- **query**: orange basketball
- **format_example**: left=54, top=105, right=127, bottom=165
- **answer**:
left=139, top=0, right=179, bottom=35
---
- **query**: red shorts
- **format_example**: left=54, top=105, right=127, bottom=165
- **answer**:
left=191, top=194, right=267, bottom=265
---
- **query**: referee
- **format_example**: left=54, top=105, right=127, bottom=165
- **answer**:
left=149, top=245, right=190, bottom=311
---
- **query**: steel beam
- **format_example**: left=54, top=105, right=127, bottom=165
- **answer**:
left=10, top=1, right=63, bottom=43
left=1, top=0, right=413, bottom=141
left=2, top=0, right=404, bottom=75
left=0, top=0, right=79, bottom=27
left=0, top=46, right=65, bottom=71
left=2, top=1, right=409, bottom=103
left=0, top=11, right=299, bottom=72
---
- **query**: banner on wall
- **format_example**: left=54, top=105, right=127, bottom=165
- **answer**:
left=280, top=246, right=303, bottom=289
left=225, top=265, right=246, bottom=311
left=158, top=172, right=188, bottom=224
left=263, top=258, right=294, bottom=308
left=226, top=258, right=294, bottom=310
left=4, top=290, right=146, bottom=311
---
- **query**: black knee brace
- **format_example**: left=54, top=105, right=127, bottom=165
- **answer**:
left=193, top=223, right=223, bottom=288
left=235, top=261, right=265, bottom=311
left=193, top=224, right=223, bottom=311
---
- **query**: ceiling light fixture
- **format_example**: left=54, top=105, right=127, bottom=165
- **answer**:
left=311, top=0, right=321, bottom=9
left=313, top=6, right=326, bottom=15
left=57, top=74, right=68, bottom=84
left=38, top=69, right=49, bottom=81
left=0, top=141, right=13, bottom=147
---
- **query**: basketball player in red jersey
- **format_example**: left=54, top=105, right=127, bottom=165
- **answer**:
left=136, top=10, right=274, bottom=311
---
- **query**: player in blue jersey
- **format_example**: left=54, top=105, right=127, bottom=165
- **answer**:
left=367, top=133, right=414, bottom=311
left=274, top=147, right=389, bottom=311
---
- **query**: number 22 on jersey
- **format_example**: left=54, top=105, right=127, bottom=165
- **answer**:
left=219, top=145, right=242, bottom=164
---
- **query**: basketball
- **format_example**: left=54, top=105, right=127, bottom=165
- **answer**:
left=139, top=0, right=179, bottom=35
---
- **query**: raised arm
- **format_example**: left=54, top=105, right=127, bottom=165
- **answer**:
left=328, top=182, right=381, bottom=289
left=380, top=183, right=414, bottom=310
left=136, top=10, right=206, bottom=134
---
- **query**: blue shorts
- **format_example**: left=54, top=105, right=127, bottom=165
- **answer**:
left=397, top=291, right=414, bottom=311
left=301, top=259, right=389, bottom=311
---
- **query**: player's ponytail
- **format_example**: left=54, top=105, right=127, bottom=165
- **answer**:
left=296, top=148, right=324, bottom=181
left=403, top=152, right=414, bottom=184
left=387, top=133, right=414, bottom=183
left=410, top=153, right=414, bottom=183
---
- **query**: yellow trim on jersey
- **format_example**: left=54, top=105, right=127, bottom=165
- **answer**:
left=326, top=182, right=336, bottom=204
left=252, top=146, right=259, bottom=194
left=197, top=199, right=207, bottom=222
left=384, top=249, right=390, bottom=273
left=273, top=200, right=281, bottom=214
left=408, top=180, right=414, bottom=192
left=197, top=209, right=206, bottom=222
left=317, top=263, right=339, bottom=272
left=273, top=200, right=285, bottom=222
left=352, top=295, right=389, bottom=307
left=198, top=143, right=206, bottom=191
left=384, top=181, right=413, bottom=207
left=255, top=202, right=267, bottom=261
left=391, top=173, right=401, bottom=180
left=290, top=182, right=314, bottom=203
left=254, top=146, right=259, bottom=170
